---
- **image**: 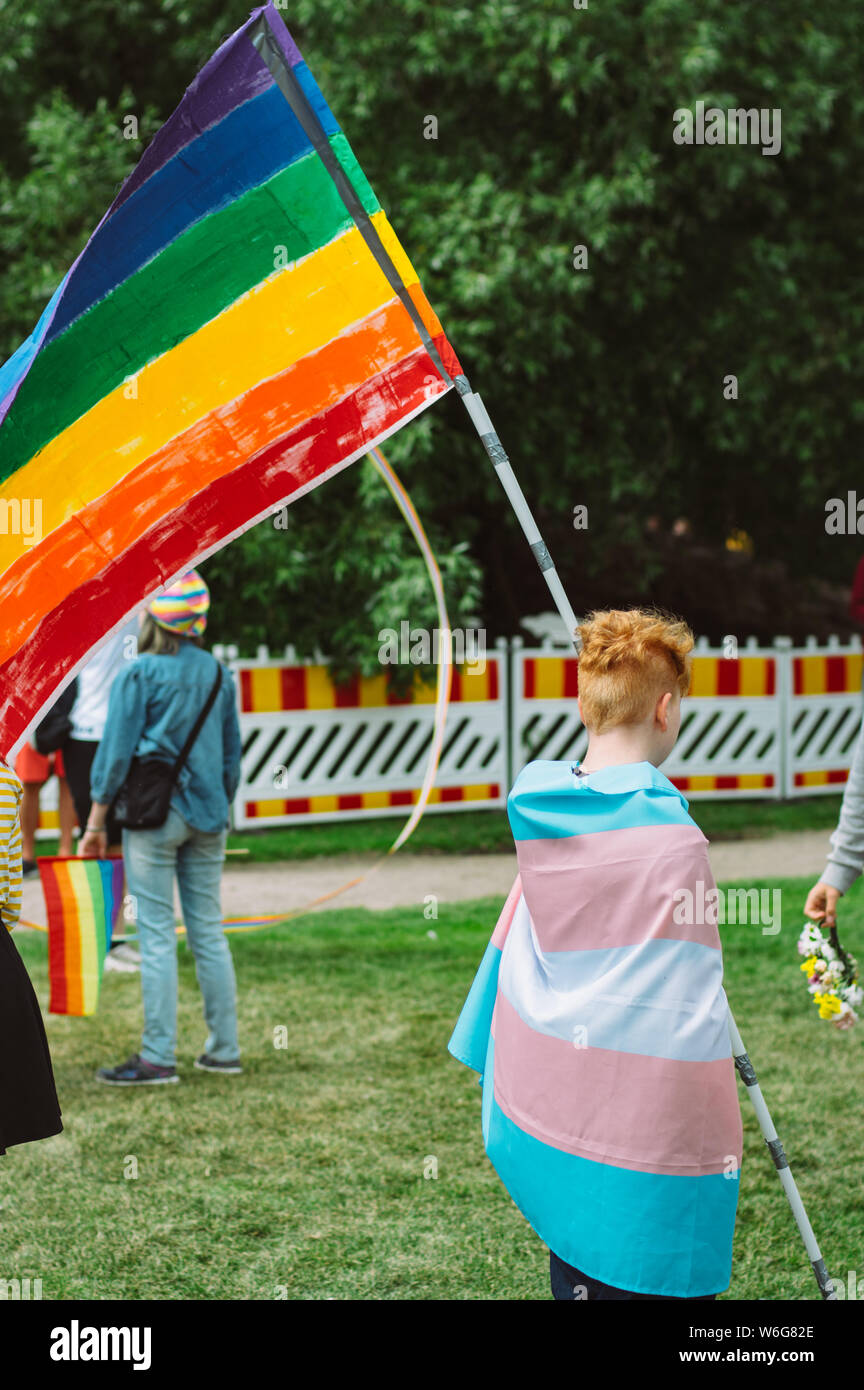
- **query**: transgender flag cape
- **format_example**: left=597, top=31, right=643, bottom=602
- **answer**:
left=448, top=759, right=743, bottom=1298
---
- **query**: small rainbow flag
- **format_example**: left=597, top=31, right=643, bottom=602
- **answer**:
left=0, top=2, right=460, bottom=752
left=38, top=857, right=126, bottom=1016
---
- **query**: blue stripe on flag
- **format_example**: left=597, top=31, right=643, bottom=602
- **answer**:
left=45, top=67, right=340, bottom=342
left=481, top=1036, right=739, bottom=1297
left=448, top=940, right=502, bottom=1076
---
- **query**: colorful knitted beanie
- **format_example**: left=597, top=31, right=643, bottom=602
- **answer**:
left=147, top=570, right=210, bottom=636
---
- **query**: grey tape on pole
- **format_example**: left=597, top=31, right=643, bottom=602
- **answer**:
left=734, top=1051, right=758, bottom=1087
left=531, top=540, right=554, bottom=572
left=767, top=1137, right=790, bottom=1170
left=812, top=1258, right=836, bottom=1299
left=484, top=438, right=509, bottom=470
left=250, top=15, right=453, bottom=390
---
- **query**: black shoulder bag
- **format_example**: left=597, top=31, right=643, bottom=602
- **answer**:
left=33, top=678, right=79, bottom=754
left=111, top=659, right=223, bottom=831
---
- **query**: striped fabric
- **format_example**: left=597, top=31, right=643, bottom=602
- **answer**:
left=449, top=759, right=743, bottom=1297
left=38, top=856, right=126, bottom=1015
left=148, top=571, right=210, bottom=636
left=0, top=2, right=460, bottom=753
left=0, top=758, right=24, bottom=930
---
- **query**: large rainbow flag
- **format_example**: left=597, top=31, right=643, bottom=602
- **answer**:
left=0, top=3, right=461, bottom=753
left=39, top=856, right=126, bottom=1015
left=448, top=759, right=743, bottom=1297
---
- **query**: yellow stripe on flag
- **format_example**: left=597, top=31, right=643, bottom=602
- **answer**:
left=1, top=215, right=417, bottom=571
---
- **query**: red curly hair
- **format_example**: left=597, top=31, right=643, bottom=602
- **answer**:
left=576, top=608, right=694, bottom=733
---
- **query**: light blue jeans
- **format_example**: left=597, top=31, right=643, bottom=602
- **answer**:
left=121, top=806, right=239, bottom=1068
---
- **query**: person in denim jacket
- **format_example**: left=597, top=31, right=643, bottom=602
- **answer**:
left=81, top=571, right=243, bottom=1085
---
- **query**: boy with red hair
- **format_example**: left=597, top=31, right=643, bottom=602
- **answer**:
left=449, top=608, right=742, bottom=1300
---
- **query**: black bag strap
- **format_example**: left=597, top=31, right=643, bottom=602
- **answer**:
left=169, top=656, right=224, bottom=785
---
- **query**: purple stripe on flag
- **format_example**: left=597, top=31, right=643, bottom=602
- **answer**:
left=110, top=4, right=303, bottom=215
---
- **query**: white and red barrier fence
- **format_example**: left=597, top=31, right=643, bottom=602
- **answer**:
left=32, top=635, right=864, bottom=834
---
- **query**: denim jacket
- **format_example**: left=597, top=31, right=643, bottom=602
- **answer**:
left=90, top=642, right=243, bottom=833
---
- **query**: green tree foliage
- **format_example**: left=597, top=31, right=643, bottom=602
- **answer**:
left=2, top=0, right=863, bottom=651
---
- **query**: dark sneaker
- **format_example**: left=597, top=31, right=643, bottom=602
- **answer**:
left=194, top=1054, right=242, bottom=1075
left=96, top=1053, right=179, bottom=1085
left=21, top=859, right=39, bottom=879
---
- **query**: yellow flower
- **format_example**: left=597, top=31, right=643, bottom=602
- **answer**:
left=801, top=956, right=818, bottom=974
left=817, top=994, right=842, bottom=1018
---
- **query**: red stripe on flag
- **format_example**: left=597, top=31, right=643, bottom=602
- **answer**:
left=389, top=790, right=413, bottom=806
left=338, top=794, right=363, bottom=810
left=41, top=861, right=68, bottom=1015
left=440, top=787, right=463, bottom=803
left=0, top=344, right=448, bottom=748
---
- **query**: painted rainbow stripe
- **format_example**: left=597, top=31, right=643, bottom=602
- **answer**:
left=0, top=2, right=460, bottom=752
left=449, top=760, right=742, bottom=1297
left=38, top=856, right=125, bottom=1016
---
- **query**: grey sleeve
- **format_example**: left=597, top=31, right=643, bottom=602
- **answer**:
left=821, top=721, right=864, bottom=894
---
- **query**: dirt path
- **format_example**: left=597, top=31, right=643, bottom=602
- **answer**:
left=17, top=829, right=839, bottom=928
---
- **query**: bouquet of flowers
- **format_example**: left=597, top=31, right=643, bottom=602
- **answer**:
left=797, top=920, right=862, bottom=1029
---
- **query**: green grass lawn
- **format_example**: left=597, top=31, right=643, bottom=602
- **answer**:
left=2, top=873, right=862, bottom=1300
